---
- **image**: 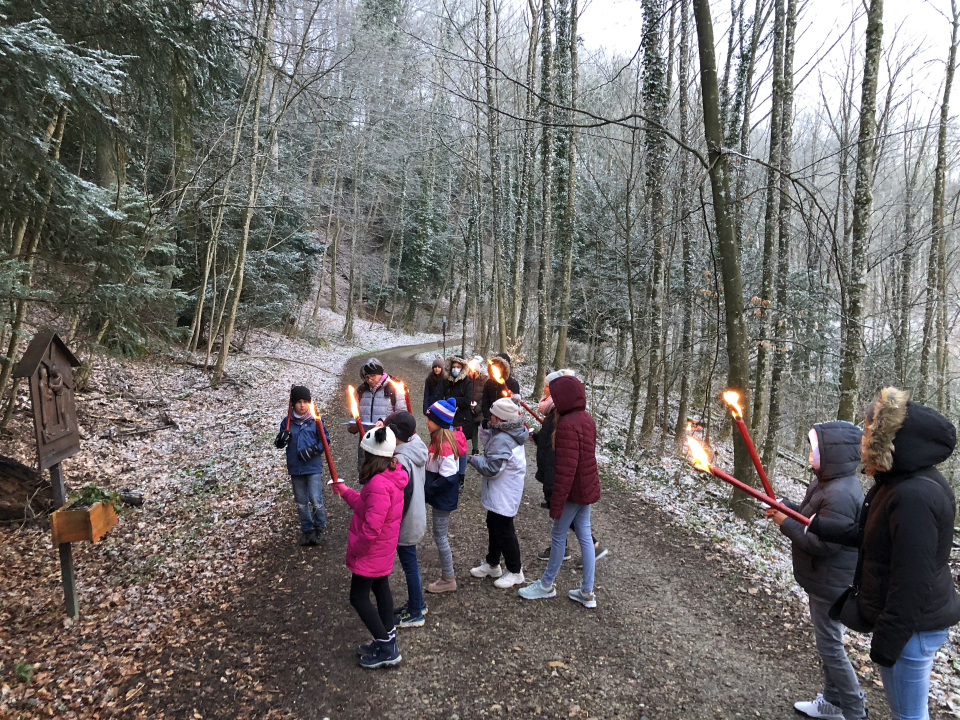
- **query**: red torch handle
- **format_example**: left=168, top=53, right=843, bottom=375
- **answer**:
left=353, top=415, right=366, bottom=435
left=316, top=416, right=340, bottom=484
left=706, top=464, right=809, bottom=526
left=404, top=390, right=413, bottom=414
left=518, top=399, right=544, bottom=424
left=733, top=418, right=776, bottom=499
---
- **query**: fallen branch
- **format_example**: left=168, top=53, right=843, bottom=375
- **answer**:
left=232, top=355, right=333, bottom=374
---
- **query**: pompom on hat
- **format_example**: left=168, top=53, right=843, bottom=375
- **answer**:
left=360, top=426, right=397, bottom=457
left=490, top=397, right=521, bottom=423
left=426, top=398, right=457, bottom=429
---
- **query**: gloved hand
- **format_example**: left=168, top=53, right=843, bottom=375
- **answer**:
left=298, top=444, right=321, bottom=463
left=274, top=429, right=292, bottom=448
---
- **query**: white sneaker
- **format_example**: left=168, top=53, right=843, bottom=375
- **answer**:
left=493, top=569, right=525, bottom=589
left=470, top=562, right=503, bottom=578
left=794, top=694, right=845, bottom=720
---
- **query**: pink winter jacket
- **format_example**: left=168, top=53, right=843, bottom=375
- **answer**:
left=341, top=464, right=408, bottom=577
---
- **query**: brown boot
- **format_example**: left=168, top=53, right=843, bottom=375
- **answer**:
left=426, top=573, right=457, bottom=593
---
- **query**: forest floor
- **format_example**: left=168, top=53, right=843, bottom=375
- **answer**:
left=0, top=319, right=956, bottom=719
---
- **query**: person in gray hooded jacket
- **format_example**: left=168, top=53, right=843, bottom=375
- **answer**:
left=383, top=411, right=429, bottom=629
left=768, top=420, right=866, bottom=720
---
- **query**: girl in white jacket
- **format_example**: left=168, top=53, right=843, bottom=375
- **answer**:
left=468, top=397, right=527, bottom=589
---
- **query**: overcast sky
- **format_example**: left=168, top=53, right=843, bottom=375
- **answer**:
left=576, top=0, right=953, bottom=112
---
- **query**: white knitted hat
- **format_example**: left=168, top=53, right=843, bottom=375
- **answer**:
left=360, top=426, right=397, bottom=457
left=546, top=368, right=576, bottom=384
left=490, top=397, right=521, bottom=422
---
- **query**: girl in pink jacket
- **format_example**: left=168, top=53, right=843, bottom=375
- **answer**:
left=332, top=426, right=408, bottom=669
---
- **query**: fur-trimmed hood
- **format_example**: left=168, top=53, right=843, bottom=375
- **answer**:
left=488, top=355, right=512, bottom=380
left=443, top=356, right=470, bottom=384
left=863, top=388, right=956, bottom=474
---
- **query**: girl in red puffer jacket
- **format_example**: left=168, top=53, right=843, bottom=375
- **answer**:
left=519, top=374, right=601, bottom=608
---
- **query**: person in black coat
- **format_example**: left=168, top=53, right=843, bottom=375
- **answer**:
left=442, top=356, right=473, bottom=487
left=422, top=357, right=446, bottom=415
left=767, top=421, right=866, bottom=720
left=481, top=353, right=520, bottom=428
left=809, top=388, right=960, bottom=720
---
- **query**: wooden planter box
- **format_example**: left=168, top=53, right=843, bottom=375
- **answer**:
left=51, top=501, right=118, bottom=545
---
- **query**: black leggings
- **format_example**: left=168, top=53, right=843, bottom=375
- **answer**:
left=485, top=511, right=522, bottom=573
left=349, top=573, right=394, bottom=640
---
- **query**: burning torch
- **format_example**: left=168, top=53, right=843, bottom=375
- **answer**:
left=347, top=385, right=365, bottom=435
left=389, top=378, right=414, bottom=414
left=490, top=361, right=543, bottom=423
left=686, top=435, right=808, bottom=526
left=721, top=390, right=776, bottom=500
left=308, top=402, right=340, bottom=485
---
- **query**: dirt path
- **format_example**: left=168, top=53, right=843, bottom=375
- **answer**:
left=145, top=343, right=891, bottom=720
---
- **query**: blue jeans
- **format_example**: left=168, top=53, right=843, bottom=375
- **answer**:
left=879, top=628, right=950, bottom=720
left=458, top=453, right=467, bottom=477
left=541, top=502, right=595, bottom=593
left=396, top=544, right=425, bottom=614
left=290, top=473, right=326, bottom=532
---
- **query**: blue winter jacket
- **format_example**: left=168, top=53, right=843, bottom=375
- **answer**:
left=279, top=414, right=330, bottom=476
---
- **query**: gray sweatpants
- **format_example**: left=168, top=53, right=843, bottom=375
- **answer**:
left=809, top=593, right=866, bottom=719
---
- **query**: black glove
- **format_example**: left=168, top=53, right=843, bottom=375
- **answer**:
left=298, top=444, right=321, bottom=463
left=274, top=429, right=292, bottom=448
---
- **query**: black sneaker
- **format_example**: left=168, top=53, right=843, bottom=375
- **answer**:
left=313, top=528, right=325, bottom=543
left=537, top=546, right=571, bottom=561
left=298, top=532, right=313, bottom=546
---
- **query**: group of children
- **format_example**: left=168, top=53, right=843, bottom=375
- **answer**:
left=274, top=362, right=603, bottom=669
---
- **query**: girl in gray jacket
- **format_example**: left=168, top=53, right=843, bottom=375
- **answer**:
left=768, top=421, right=866, bottom=720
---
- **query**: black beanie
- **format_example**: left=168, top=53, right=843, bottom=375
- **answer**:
left=384, top=411, right=417, bottom=442
left=290, top=385, right=311, bottom=404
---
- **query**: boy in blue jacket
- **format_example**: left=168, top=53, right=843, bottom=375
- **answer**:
left=274, top=385, right=330, bottom=546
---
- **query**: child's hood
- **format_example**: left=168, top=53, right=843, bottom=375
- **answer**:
left=550, top=375, right=586, bottom=415
left=811, top=421, right=862, bottom=481
left=372, top=463, right=409, bottom=490
left=395, top=435, right=428, bottom=468
left=491, top=419, right=528, bottom=447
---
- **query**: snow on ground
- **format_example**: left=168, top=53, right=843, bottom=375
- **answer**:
left=0, top=310, right=439, bottom=719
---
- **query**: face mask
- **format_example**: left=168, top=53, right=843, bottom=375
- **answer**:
left=451, top=368, right=460, bottom=377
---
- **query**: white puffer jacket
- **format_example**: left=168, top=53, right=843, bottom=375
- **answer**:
left=469, top=420, right=527, bottom=517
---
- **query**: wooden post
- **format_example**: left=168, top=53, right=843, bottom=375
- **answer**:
left=49, top=463, right=78, bottom=618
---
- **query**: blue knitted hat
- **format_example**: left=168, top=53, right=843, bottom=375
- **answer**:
left=426, top=398, right=457, bottom=429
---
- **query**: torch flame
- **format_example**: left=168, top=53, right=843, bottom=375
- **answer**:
left=347, top=385, right=361, bottom=419
left=686, top=436, right=712, bottom=473
left=467, top=358, right=481, bottom=374
left=489, top=362, right=504, bottom=385
left=722, top=390, right=744, bottom=419
left=309, top=401, right=320, bottom=420
left=502, top=389, right=510, bottom=398
left=686, top=420, right=693, bottom=432
left=389, top=379, right=406, bottom=396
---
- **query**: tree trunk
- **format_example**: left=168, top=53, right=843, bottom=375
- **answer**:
left=693, top=0, right=755, bottom=517
left=640, top=0, right=669, bottom=441
left=751, top=0, right=785, bottom=441
left=836, top=0, right=884, bottom=422
left=212, top=1, right=273, bottom=385
left=534, top=0, right=555, bottom=397
left=553, top=0, right=579, bottom=368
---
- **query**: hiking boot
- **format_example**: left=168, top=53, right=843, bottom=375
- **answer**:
left=537, top=546, right=571, bottom=561
left=568, top=588, right=597, bottom=608
left=470, top=562, right=503, bottom=578
left=312, top=528, right=325, bottom=544
left=358, top=628, right=395, bottom=656
left=493, top=569, right=525, bottom=589
left=359, top=637, right=402, bottom=669
left=298, top=531, right=313, bottom=546
left=518, top=579, right=556, bottom=599
left=793, top=694, right=845, bottom=720
left=396, top=609, right=425, bottom=628
left=426, top=574, right=457, bottom=593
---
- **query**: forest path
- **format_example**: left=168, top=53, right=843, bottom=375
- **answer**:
left=150, top=341, right=890, bottom=720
